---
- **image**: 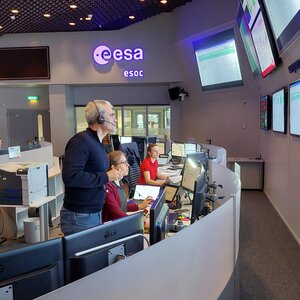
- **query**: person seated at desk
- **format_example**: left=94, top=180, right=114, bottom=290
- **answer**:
left=138, top=144, right=168, bottom=186
left=102, top=151, right=152, bottom=222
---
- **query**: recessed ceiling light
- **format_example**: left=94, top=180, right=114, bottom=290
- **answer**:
left=85, top=17, right=92, bottom=21
left=129, top=15, right=135, bottom=20
left=11, top=9, right=19, bottom=14
left=69, top=22, right=76, bottom=26
left=0, top=26, right=3, bottom=29
left=70, top=4, right=77, bottom=9
left=43, top=14, right=51, bottom=18
left=160, top=0, right=167, bottom=4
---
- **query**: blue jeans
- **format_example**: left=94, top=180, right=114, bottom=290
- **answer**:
left=60, top=206, right=102, bottom=236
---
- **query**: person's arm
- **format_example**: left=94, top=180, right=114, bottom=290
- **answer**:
left=156, top=170, right=169, bottom=180
left=143, top=170, right=165, bottom=186
left=127, top=197, right=153, bottom=212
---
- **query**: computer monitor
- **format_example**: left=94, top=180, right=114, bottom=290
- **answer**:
left=0, top=238, right=64, bottom=300
left=110, top=134, right=120, bottom=151
left=149, top=189, right=169, bottom=245
left=147, top=136, right=157, bottom=145
left=132, top=137, right=147, bottom=160
left=190, top=168, right=208, bottom=224
left=289, top=79, right=300, bottom=136
left=181, top=159, right=202, bottom=192
left=184, top=143, right=197, bottom=156
left=187, top=152, right=208, bottom=170
left=120, top=136, right=132, bottom=144
left=156, top=141, right=166, bottom=155
left=63, top=212, right=144, bottom=284
left=171, top=142, right=185, bottom=158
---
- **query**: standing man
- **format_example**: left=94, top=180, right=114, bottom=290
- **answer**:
left=60, top=99, right=123, bottom=235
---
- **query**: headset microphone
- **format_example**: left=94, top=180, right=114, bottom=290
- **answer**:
left=104, top=120, right=116, bottom=126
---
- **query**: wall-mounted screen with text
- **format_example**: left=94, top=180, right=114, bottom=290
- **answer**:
left=289, top=79, right=300, bottom=136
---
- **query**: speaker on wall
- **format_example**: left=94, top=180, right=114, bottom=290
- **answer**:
left=168, top=87, right=180, bottom=100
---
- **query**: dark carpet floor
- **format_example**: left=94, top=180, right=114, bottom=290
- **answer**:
left=239, top=190, right=300, bottom=300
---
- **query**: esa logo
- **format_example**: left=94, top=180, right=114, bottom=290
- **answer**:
left=104, top=229, right=117, bottom=239
left=93, top=45, right=144, bottom=65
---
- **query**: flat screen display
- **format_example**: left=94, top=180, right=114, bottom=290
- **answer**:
left=0, top=46, right=50, bottom=80
left=251, top=12, right=277, bottom=77
left=193, top=29, right=243, bottom=90
left=237, top=5, right=261, bottom=77
left=240, top=0, right=260, bottom=29
left=171, top=142, right=185, bottom=157
left=263, top=0, right=300, bottom=51
left=272, top=88, right=287, bottom=133
left=289, top=79, right=300, bottom=136
left=260, top=95, right=271, bottom=130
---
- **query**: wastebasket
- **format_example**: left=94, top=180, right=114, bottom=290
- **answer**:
left=23, top=217, right=40, bottom=243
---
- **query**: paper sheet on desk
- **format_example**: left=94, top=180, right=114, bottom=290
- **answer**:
left=133, top=185, right=160, bottom=200
left=168, top=175, right=182, bottom=184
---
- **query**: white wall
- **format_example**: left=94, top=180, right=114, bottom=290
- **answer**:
left=0, top=86, right=49, bottom=147
left=256, top=37, right=300, bottom=243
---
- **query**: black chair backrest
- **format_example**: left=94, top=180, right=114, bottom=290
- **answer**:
left=120, top=142, right=141, bottom=197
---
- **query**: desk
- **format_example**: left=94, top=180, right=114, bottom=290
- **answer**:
left=0, top=196, right=55, bottom=241
left=227, top=157, right=264, bottom=190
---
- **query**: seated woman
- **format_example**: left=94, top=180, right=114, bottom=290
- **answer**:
left=102, top=150, right=152, bottom=222
left=138, top=143, right=168, bottom=186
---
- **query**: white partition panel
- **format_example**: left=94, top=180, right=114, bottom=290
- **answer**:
left=37, top=200, right=237, bottom=300
left=0, top=142, right=53, bottom=167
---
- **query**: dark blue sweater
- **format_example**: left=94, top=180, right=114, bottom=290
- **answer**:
left=62, top=128, right=109, bottom=213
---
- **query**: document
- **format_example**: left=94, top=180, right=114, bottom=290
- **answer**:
left=133, top=185, right=160, bottom=200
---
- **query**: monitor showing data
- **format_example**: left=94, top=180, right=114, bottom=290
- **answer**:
left=251, top=11, right=277, bottom=77
left=263, top=0, right=300, bottom=51
left=272, top=88, right=286, bottom=134
left=240, top=0, right=260, bottom=29
left=289, top=80, right=300, bottom=136
left=193, top=29, right=243, bottom=90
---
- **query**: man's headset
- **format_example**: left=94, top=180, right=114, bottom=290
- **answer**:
left=93, top=101, right=115, bottom=126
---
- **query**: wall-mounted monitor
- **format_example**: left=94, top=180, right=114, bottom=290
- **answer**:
left=193, top=29, right=243, bottom=91
left=237, top=5, right=261, bottom=77
left=272, top=88, right=287, bottom=134
left=240, top=0, right=260, bottom=29
left=260, top=95, right=271, bottom=130
left=263, top=0, right=300, bottom=51
left=0, top=46, right=50, bottom=80
left=251, top=11, right=279, bottom=77
left=289, top=79, right=300, bottom=136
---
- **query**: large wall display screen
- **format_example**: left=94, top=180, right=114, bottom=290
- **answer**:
left=0, top=47, right=50, bottom=80
left=272, top=88, right=286, bottom=134
left=289, top=80, right=300, bottom=136
left=260, top=95, right=271, bottom=130
left=251, top=12, right=277, bottom=77
left=263, top=0, right=300, bottom=51
left=240, top=0, right=260, bottom=29
left=193, top=29, right=243, bottom=91
left=237, top=6, right=261, bottom=77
